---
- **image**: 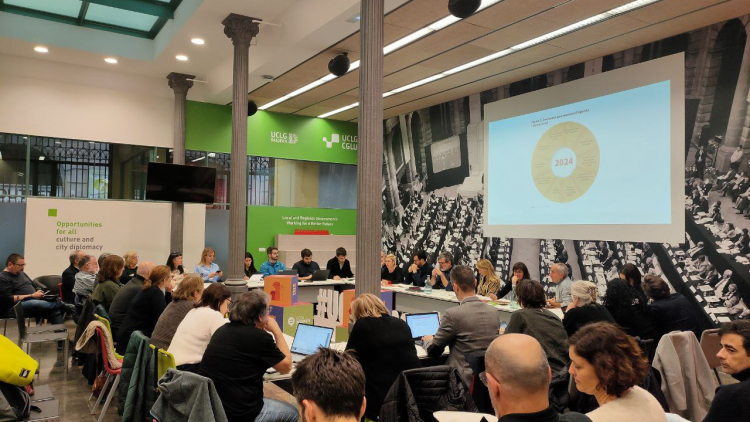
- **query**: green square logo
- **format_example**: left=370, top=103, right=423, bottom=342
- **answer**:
left=48, top=209, right=57, bottom=217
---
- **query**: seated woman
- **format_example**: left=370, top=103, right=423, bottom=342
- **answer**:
left=120, top=251, right=139, bottom=284
left=194, top=247, right=222, bottom=283
left=345, top=294, right=420, bottom=421
left=569, top=322, right=667, bottom=422
left=150, top=274, right=203, bottom=350
left=200, top=290, right=297, bottom=422
left=563, top=280, right=615, bottom=337
left=168, top=283, right=231, bottom=372
left=116, top=265, right=172, bottom=354
left=497, top=261, right=530, bottom=300
left=166, top=252, right=185, bottom=286
left=476, top=259, right=501, bottom=299
left=91, top=254, right=125, bottom=312
left=504, top=279, right=569, bottom=376
left=603, top=278, right=658, bottom=343
left=380, top=253, right=404, bottom=284
left=642, top=275, right=700, bottom=340
left=244, top=252, right=258, bottom=280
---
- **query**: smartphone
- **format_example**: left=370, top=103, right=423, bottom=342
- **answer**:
left=500, top=321, right=508, bottom=330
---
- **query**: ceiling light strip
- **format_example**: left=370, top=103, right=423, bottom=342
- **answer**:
left=260, top=0, right=503, bottom=111
left=317, top=0, right=662, bottom=118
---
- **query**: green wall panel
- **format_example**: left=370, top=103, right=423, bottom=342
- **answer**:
left=185, top=101, right=233, bottom=154
left=247, top=205, right=357, bottom=256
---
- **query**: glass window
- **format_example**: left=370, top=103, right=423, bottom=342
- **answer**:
left=29, top=137, right=110, bottom=199
left=109, top=144, right=156, bottom=200
left=0, top=133, right=28, bottom=202
left=207, top=152, right=231, bottom=209
left=248, top=156, right=356, bottom=210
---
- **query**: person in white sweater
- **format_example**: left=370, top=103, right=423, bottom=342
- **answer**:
left=568, top=322, right=666, bottom=422
left=168, top=283, right=231, bottom=372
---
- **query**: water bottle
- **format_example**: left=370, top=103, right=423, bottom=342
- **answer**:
left=509, top=285, right=518, bottom=309
left=424, top=282, right=432, bottom=294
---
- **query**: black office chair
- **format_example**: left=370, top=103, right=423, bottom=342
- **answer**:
left=466, top=351, right=493, bottom=415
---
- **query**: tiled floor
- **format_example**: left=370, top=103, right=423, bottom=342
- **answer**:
left=4, top=318, right=298, bottom=421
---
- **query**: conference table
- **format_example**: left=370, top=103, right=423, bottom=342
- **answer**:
left=205, top=278, right=356, bottom=304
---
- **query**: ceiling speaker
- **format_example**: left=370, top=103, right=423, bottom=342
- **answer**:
left=247, top=101, right=257, bottom=117
left=448, top=0, right=481, bottom=19
left=328, top=52, right=351, bottom=77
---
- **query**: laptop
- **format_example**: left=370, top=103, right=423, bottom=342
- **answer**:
left=279, top=270, right=298, bottom=276
left=290, top=323, right=334, bottom=363
left=310, top=269, right=330, bottom=281
left=405, top=312, right=440, bottom=346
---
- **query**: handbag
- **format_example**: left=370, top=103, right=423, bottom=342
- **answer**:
left=91, top=373, right=108, bottom=398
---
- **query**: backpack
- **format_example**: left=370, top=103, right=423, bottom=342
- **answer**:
left=0, top=336, right=37, bottom=387
left=0, top=382, right=30, bottom=420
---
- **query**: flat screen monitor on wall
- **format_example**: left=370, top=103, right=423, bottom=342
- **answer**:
left=146, top=162, right=216, bottom=204
left=483, top=53, right=685, bottom=243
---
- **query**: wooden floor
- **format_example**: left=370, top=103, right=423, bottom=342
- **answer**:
left=3, top=318, right=298, bottom=421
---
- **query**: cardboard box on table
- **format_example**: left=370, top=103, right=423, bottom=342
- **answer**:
left=265, top=275, right=312, bottom=336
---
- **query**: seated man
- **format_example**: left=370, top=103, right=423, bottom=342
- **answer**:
left=292, top=348, right=365, bottom=422
left=200, top=291, right=296, bottom=422
left=108, top=261, right=155, bottom=338
left=423, top=265, right=498, bottom=386
left=0, top=253, right=72, bottom=324
left=327, top=247, right=354, bottom=280
left=292, top=248, right=320, bottom=281
left=407, top=250, right=432, bottom=287
left=72, top=254, right=98, bottom=314
left=546, top=263, right=572, bottom=309
left=703, top=320, right=750, bottom=422
left=431, top=251, right=453, bottom=290
left=485, top=334, right=591, bottom=421
left=260, top=247, right=286, bottom=276
left=61, top=249, right=84, bottom=304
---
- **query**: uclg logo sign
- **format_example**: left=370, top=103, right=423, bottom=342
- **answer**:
left=323, top=133, right=358, bottom=150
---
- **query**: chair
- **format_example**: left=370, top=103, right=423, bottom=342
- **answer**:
left=13, top=302, right=69, bottom=376
left=33, top=275, right=62, bottom=295
left=57, top=282, right=64, bottom=303
left=156, top=349, right=176, bottom=381
left=700, top=328, right=723, bottom=385
left=93, top=314, right=123, bottom=360
left=91, top=327, right=121, bottom=422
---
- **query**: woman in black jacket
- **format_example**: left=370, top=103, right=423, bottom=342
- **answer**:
left=381, top=254, right=404, bottom=284
left=642, top=275, right=700, bottom=339
left=345, top=294, right=420, bottom=420
left=116, top=265, right=172, bottom=354
left=563, top=280, right=615, bottom=337
left=603, top=278, right=658, bottom=343
left=496, top=261, right=531, bottom=300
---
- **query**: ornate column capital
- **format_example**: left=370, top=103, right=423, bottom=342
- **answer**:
left=222, top=14, right=261, bottom=47
left=166, top=72, right=195, bottom=96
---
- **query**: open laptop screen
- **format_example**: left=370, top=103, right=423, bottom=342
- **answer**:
left=405, top=312, right=440, bottom=339
left=290, top=324, right=333, bottom=356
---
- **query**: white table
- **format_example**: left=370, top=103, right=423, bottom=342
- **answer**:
left=207, top=278, right=355, bottom=304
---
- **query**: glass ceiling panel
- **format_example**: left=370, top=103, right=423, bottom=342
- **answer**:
left=4, top=0, right=83, bottom=18
left=155, top=0, right=171, bottom=2
left=85, top=3, right=159, bottom=32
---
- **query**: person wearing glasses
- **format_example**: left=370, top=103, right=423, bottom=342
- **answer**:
left=0, top=253, right=72, bottom=324
left=168, top=283, right=231, bottom=373
left=482, top=333, right=591, bottom=421
left=200, top=290, right=296, bottom=422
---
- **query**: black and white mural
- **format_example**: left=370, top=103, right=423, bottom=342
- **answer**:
left=381, top=15, right=750, bottom=331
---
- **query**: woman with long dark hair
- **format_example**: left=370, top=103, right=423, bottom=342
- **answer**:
left=603, top=278, right=657, bottom=343
left=244, top=252, right=258, bottom=279
left=496, top=261, right=530, bottom=299
left=116, top=265, right=173, bottom=354
left=167, top=252, right=185, bottom=285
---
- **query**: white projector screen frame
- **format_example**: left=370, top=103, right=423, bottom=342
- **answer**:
left=482, top=53, right=684, bottom=243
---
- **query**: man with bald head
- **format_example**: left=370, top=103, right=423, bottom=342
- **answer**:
left=109, top=261, right=156, bottom=338
left=484, top=334, right=590, bottom=421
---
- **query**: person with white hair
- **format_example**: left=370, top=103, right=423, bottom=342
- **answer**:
left=547, top=262, right=572, bottom=309
left=562, top=280, right=615, bottom=337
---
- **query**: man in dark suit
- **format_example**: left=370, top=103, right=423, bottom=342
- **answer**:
left=695, top=146, right=706, bottom=179
left=407, top=250, right=432, bottom=287
left=61, top=250, right=85, bottom=304
left=423, top=265, right=499, bottom=386
left=326, top=247, right=354, bottom=280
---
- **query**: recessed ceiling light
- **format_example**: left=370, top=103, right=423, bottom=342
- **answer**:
left=34, top=46, right=48, bottom=53
left=104, top=57, right=118, bottom=64
left=176, top=55, right=188, bottom=61
left=191, top=38, right=205, bottom=45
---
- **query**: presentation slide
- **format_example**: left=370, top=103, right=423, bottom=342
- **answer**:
left=24, top=198, right=205, bottom=278
left=431, top=137, right=461, bottom=173
left=483, top=54, right=684, bottom=243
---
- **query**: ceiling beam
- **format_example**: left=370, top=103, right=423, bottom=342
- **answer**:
left=77, top=2, right=89, bottom=25
left=85, top=0, right=174, bottom=19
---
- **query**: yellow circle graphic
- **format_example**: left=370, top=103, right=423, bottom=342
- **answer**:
left=531, top=122, right=600, bottom=203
